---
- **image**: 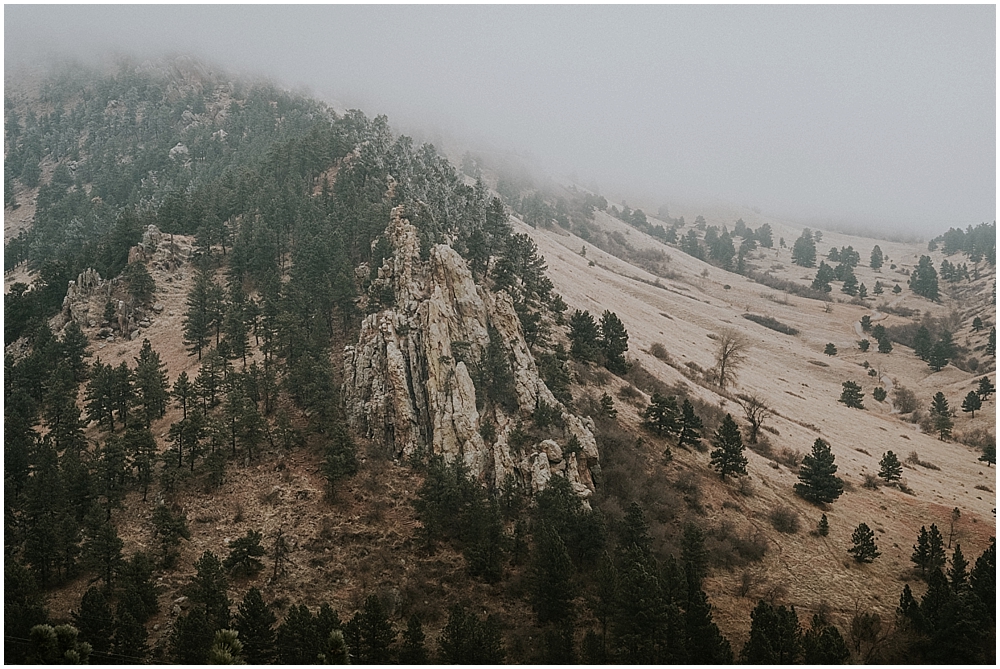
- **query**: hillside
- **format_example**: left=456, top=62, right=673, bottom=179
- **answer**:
left=5, top=59, right=995, bottom=665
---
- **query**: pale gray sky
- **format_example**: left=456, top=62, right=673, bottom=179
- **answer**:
left=5, top=5, right=996, bottom=234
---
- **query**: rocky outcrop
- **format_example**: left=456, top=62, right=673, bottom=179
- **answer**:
left=344, top=207, right=600, bottom=497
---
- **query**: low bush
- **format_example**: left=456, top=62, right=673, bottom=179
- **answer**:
left=769, top=506, right=800, bottom=534
left=742, top=313, right=800, bottom=335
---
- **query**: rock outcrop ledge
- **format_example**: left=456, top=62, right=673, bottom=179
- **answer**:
left=344, top=207, right=600, bottom=497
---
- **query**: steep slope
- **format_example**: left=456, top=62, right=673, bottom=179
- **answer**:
left=515, top=209, right=995, bottom=639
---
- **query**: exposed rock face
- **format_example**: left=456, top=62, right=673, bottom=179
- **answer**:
left=344, top=207, right=600, bottom=497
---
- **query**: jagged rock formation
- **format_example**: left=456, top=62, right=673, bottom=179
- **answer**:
left=344, top=207, right=600, bottom=497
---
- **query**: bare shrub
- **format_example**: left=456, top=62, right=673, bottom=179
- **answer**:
left=905, top=451, right=940, bottom=470
left=736, top=476, right=755, bottom=497
left=769, top=505, right=801, bottom=534
left=648, top=342, right=671, bottom=361
left=958, top=428, right=996, bottom=451
left=624, top=360, right=672, bottom=397
left=974, top=484, right=992, bottom=492
left=737, top=569, right=760, bottom=597
left=862, top=473, right=880, bottom=490
left=617, top=384, right=642, bottom=402
left=894, top=386, right=919, bottom=413
left=732, top=531, right=768, bottom=563
left=775, top=448, right=803, bottom=470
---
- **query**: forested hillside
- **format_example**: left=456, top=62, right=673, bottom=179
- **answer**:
left=5, top=59, right=995, bottom=664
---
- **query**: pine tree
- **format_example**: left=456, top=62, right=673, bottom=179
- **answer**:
left=791, top=229, right=817, bottom=268
left=117, top=552, right=158, bottom=623
left=351, top=595, right=396, bottom=664
left=824, top=343, right=837, bottom=356
left=926, top=524, right=947, bottom=574
left=961, top=391, right=982, bottom=417
left=817, top=514, right=830, bottom=536
left=27, top=624, right=93, bottom=665
left=398, top=614, right=428, bottom=664
left=878, top=451, right=903, bottom=484
left=927, top=340, right=949, bottom=371
left=275, top=604, right=317, bottom=664
left=112, top=608, right=149, bottom=664
left=323, top=424, right=359, bottom=495
left=676, top=399, right=703, bottom=451
left=740, top=599, right=802, bottom=663
left=710, top=414, right=748, bottom=480
left=858, top=338, right=870, bottom=352
left=969, top=538, right=995, bottom=623
left=223, top=529, right=266, bottom=577
left=794, top=438, right=844, bottom=504
left=184, top=270, right=214, bottom=359
left=909, top=255, right=940, bottom=300
left=948, top=544, right=969, bottom=593
left=971, top=316, right=984, bottom=332
left=233, top=587, right=277, bottom=664
left=870, top=245, right=884, bottom=270
left=912, top=325, right=932, bottom=360
left=530, top=522, right=575, bottom=625
left=133, top=339, right=169, bottom=427
left=642, top=393, right=679, bottom=438
left=877, top=336, right=893, bottom=354
left=189, top=550, right=230, bottom=631
left=978, top=443, right=995, bottom=467
left=848, top=523, right=880, bottom=563
left=930, top=392, right=953, bottom=440
left=599, top=310, right=629, bottom=374
left=684, top=588, right=732, bottom=663
left=568, top=310, right=600, bottom=362
left=438, top=606, right=505, bottom=664
left=911, top=526, right=931, bottom=576
left=976, top=376, right=995, bottom=401
left=802, top=615, right=851, bottom=664
left=838, top=380, right=865, bottom=409
left=72, top=587, right=113, bottom=662
left=85, top=359, right=118, bottom=431
left=207, top=628, right=244, bottom=664
left=84, top=515, right=124, bottom=591
left=170, top=607, right=214, bottom=663
left=599, top=392, right=618, bottom=419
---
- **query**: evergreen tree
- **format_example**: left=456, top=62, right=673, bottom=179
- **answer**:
left=680, top=523, right=709, bottom=592
left=123, top=262, right=156, bottom=305
left=233, top=587, right=277, bottom=664
left=183, top=270, right=214, bottom=359
left=961, top=390, right=982, bottom=417
left=4, top=560, right=51, bottom=664
left=858, top=338, right=870, bottom=352
left=676, top=399, right=703, bottom=451
left=911, top=526, right=932, bottom=577
left=568, top=310, right=600, bottom=362
left=878, top=451, right=903, bottom=484
left=398, top=614, right=428, bottom=664
left=710, top=414, right=748, bottom=480
left=84, top=515, right=124, bottom=591
left=642, top=393, right=679, bottom=438
left=85, top=359, right=118, bottom=431
left=824, top=343, right=837, bottom=356
left=684, top=588, right=732, bottom=663
left=27, top=624, right=93, bottom=665
left=817, top=514, right=830, bottom=536
left=112, top=608, right=149, bottom=664
left=170, top=607, right=214, bottom=664
left=978, top=443, right=995, bottom=467
left=926, top=524, right=947, bottom=574
left=873, top=280, right=884, bottom=295
left=350, top=595, right=396, bottom=664
left=117, top=552, right=158, bottom=624
left=133, top=339, right=169, bottom=426
left=976, top=376, right=995, bottom=401
left=791, top=229, right=817, bottom=268
left=794, top=438, right=844, bottom=504
left=323, top=424, right=359, bottom=495
left=969, top=538, right=995, bottom=624
left=912, top=326, right=932, bottom=360
left=802, top=615, right=851, bottom=664
left=438, top=605, right=505, bottom=664
left=207, top=628, right=244, bottom=664
left=599, top=310, right=629, bottom=374
left=929, top=392, right=953, bottom=440
left=838, top=380, right=865, bottom=409
left=870, top=245, right=884, bottom=270
left=189, top=550, right=231, bottom=631
left=848, top=523, right=880, bottom=563
left=223, top=529, right=266, bottom=577
left=948, top=544, right=969, bottom=593
left=530, top=522, right=575, bottom=625
left=72, top=587, right=113, bottom=662
left=909, top=255, right=940, bottom=300
left=811, top=262, right=835, bottom=291
left=740, top=599, right=802, bottom=663
left=927, top=340, right=949, bottom=371
left=275, top=604, right=317, bottom=664
left=971, top=315, right=984, bottom=332
left=988, top=326, right=997, bottom=357
left=877, top=336, right=893, bottom=354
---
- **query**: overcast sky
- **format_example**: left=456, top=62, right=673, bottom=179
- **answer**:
left=5, top=4, right=996, bottom=234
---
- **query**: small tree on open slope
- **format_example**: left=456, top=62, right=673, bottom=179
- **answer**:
left=710, top=414, right=748, bottom=481
left=838, top=381, right=864, bottom=409
left=961, top=391, right=982, bottom=418
left=794, top=438, right=844, bottom=504
left=848, top=523, right=880, bottom=563
left=878, top=451, right=902, bottom=484
left=930, top=392, right=953, bottom=440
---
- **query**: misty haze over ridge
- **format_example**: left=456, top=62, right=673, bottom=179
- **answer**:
left=5, top=4, right=995, bottom=236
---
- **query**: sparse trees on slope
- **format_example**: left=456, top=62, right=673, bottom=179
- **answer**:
left=976, top=376, right=994, bottom=401
left=676, top=399, right=704, bottom=451
left=870, top=245, right=884, bottom=270
left=710, top=414, right=748, bottom=481
left=642, top=393, right=679, bottom=439
left=794, top=438, right=844, bottom=504
left=909, top=255, right=940, bottom=300
left=568, top=309, right=600, bottom=362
